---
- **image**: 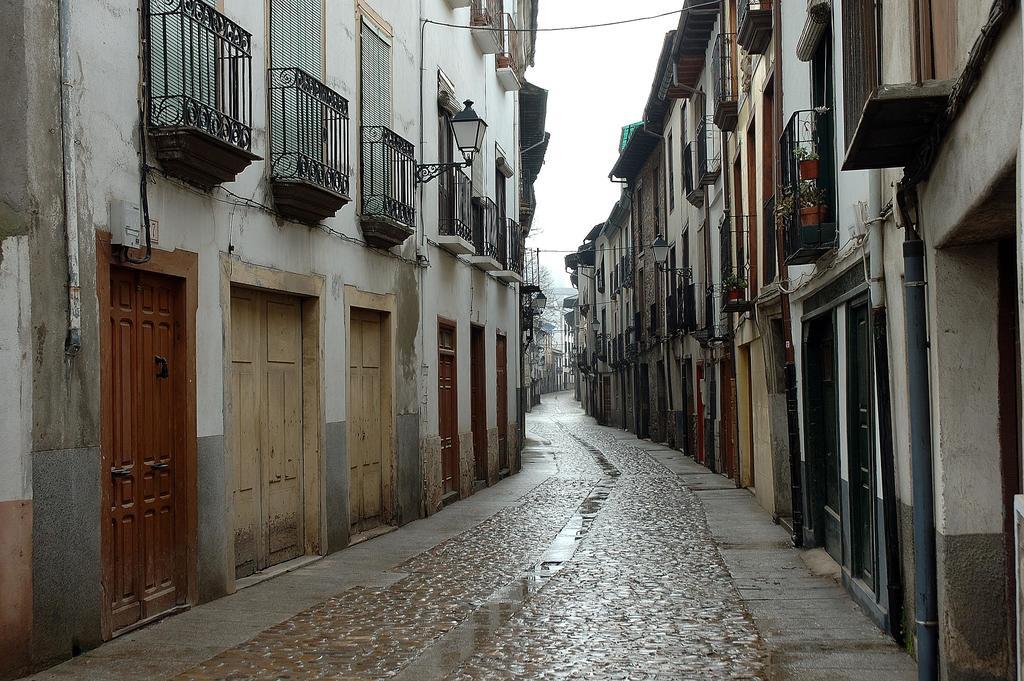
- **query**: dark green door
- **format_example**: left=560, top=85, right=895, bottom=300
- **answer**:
left=805, top=315, right=841, bottom=562
left=848, top=301, right=876, bottom=589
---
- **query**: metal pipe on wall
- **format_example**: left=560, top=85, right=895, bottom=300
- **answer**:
left=58, top=0, right=82, bottom=356
left=903, top=235, right=938, bottom=680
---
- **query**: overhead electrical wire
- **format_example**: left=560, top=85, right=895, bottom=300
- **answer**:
left=422, top=1, right=722, bottom=33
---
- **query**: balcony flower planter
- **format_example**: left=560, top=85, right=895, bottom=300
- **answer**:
left=795, top=147, right=820, bottom=180
left=799, top=159, right=820, bottom=180
left=799, top=205, right=828, bottom=226
left=727, top=287, right=746, bottom=303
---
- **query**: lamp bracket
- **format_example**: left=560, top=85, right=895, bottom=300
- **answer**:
left=415, top=159, right=471, bottom=185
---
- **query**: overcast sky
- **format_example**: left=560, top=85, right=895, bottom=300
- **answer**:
left=526, top=2, right=681, bottom=289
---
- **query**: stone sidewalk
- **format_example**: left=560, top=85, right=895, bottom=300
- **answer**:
left=579, top=408, right=917, bottom=681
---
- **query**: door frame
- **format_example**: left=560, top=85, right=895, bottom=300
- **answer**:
left=344, top=286, right=397, bottom=531
left=97, top=232, right=198, bottom=640
left=222, top=257, right=326, bottom=593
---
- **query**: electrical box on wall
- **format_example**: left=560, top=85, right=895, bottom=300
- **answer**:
left=109, top=200, right=142, bottom=249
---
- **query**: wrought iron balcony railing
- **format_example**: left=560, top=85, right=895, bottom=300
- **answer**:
left=472, top=197, right=500, bottom=260
left=360, top=125, right=417, bottom=247
left=737, top=0, right=773, bottom=54
left=697, top=117, right=721, bottom=186
left=268, top=67, right=350, bottom=222
left=779, top=109, right=837, bottom=265
left=712, top=33, right=738, bottom=131
left=439, top=168, right=473, bottom=242
left=498, top=218, right=525, bottom=275
left=497, top=13, right=519, bottom=70
left=720, top=214, right=754, bottom=313
left=145, top=0, right=257, bottom=186
left=684, top=141, right=704, bottom=206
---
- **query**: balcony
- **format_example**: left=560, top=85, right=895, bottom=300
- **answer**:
left=684, top=141, right=704, bottom=206
left=737, top=0, right=772, bottom=54
left=496, top=14, right=522, bottom=92
left=360, top=126, right=417, bottom=248
left=468, top=197, right=501, bottom=270
left=471, top=0, right=504, bottom=54
left=495, top=218, right=525, bottom=283
left=445, top=0, right=472, bottom=7
left=145, top=1, right=259, bottom=188
left=697, top=117, right=721, bottom=185
left=268, top=68, right=350, bottom=223
left=437, top=168, right=475, bottom=255
left=596, top=268, right=606, bottom=294
left=779, top=110, right=837, bottom=265
left=712, top=34, right=738, bottom=132
left=682, top=283, right=697, bottom=332
left=720, top=214, right=753, bottom=313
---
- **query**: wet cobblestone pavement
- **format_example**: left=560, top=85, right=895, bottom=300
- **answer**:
left=176, top=393, right=765, bottom=680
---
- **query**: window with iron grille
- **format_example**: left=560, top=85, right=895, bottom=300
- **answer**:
left=667, top=133, right=675, bottom=212
left=145, top=0, right=253, bottom=152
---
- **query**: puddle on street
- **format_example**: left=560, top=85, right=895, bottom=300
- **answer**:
left=392, top=431, right=618, bottom=680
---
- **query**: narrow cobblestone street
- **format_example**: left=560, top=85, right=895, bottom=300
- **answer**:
left=28, top=391, right=913, bottom=681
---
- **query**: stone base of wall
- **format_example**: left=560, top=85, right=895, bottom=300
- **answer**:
left=486, top=428, right=499, bottom=484
left=508, top=422, right=519, bottom=473
left=458, top=431, right=475, bottom=499
left=421, top=434, right=443, bottom=516
left=0, top=499, right=31, bottom=681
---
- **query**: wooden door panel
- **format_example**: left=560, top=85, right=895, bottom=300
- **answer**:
left=470, top=327, right=487, bottom=481
left=439, top=324, right=458, bottom=494
left=106, top=268, right=183, bottom=631
left=231, top=291, right=261, bottom=577
left=496, top=334, right=508, bottom=471
left=350, top=311, right=385, bottom=530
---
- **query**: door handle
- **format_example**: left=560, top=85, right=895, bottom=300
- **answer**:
left=111, top=467, right=132, bottom=476
left=155, top=355, right=169, bottom=379
left=149, top=462, right=170, bottom=470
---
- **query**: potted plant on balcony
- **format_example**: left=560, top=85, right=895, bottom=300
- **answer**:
left=795, top=146, right=819, bottom=180
left=722, top=272, right=748, bottom=303
left=775, top=189, right=796, bottom=228
left=798, top=181, right=828, bottom=227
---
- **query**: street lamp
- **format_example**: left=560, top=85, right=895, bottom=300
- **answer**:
left=651, top=234, right=670, bottom=265
left=591, top=319, right=601, bottom=334
left=415, top=100, right=488, bottom=184
left=532, top=292, right=548, bottom=310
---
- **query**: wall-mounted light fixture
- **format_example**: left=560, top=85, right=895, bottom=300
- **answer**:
left=415, top=100, right=488, bottom=184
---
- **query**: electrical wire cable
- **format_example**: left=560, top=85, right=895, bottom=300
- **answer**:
left=423, top=1, right=721, bottom=33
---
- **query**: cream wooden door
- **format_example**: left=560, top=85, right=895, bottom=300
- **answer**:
left=350, top=309, right=384, bottom=532
left=231, top=288, right=304, bottom=578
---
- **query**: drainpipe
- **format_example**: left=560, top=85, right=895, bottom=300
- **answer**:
left=902, top=228, right=939, bottom=680
left=58, top=0, right=82, bottom=356
left=868, top=178, right=904, bottom=642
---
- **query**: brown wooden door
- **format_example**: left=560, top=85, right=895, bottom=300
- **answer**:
left=496, top=333, right=508, bottom=472
left=107, top=268, right=184, bottom=632
left=439, top=322, right=458, bottom=496
left=230, top=289, right=304, bottom=578
left=470, top=325, right=487, bottom=482
left=350, top=309, right=385, bottom=531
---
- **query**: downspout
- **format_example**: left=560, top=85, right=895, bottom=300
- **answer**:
left=868, top=178, right=904, bottom=643
left=899, top=182, right=938, bottom=679
left=773, top=0, right=803, bottom=546
left=58, top=0, right=82, bottom=356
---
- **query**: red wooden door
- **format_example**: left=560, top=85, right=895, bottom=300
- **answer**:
left=470, top=326, right=487, bottom=481
left=496, top=333, right=509, bottom=472
left=107, top=268, right=183, bottom=633
left=439, top=323, right=458, bottom=495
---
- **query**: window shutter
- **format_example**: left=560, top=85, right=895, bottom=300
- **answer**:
left=360, top=21, right=392, bottom=127
left=270, top=0, right=323, bottom=76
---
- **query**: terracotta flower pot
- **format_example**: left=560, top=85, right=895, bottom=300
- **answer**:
left=799, top=159, right=820, bottom=180
left=727, top=287, right=744, bottom=302
left=799, top=205, right=827, bottom=226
